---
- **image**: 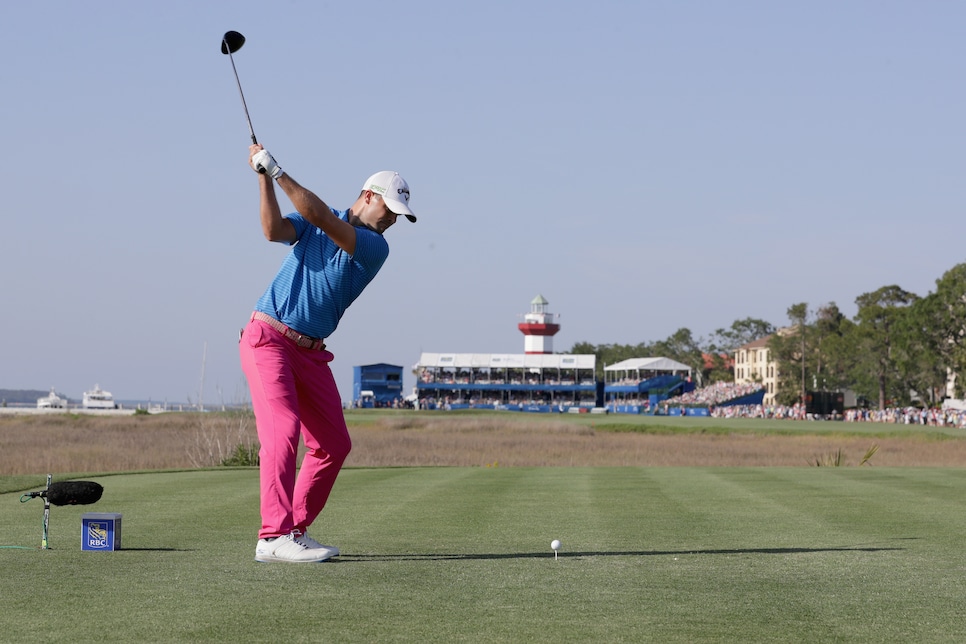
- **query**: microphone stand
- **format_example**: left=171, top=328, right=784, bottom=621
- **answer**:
left=42, top=474, right=51, bottom=550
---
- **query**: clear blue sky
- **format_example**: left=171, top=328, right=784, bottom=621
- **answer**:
left=2, top=1, right=963, bottom=405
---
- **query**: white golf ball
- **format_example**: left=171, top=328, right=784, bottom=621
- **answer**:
left=550, top=539, right=561, bottom=550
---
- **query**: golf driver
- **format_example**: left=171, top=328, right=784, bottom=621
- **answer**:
left=221, top=30, right=258, bottom=145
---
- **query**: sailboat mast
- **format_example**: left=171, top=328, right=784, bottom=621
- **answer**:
left=199, top=341, right=207, bottom=412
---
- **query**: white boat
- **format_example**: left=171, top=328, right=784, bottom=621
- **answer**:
left=37, top=388, right=68, bottom=409
left=83, top=384, right=117, bottom=409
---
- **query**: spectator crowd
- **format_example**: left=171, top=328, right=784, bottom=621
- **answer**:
left=711, top=403, right=966, bottom=428
left=671, top=382, right=765, bottom=407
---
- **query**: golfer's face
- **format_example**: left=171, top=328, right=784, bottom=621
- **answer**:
left=369, top=195, right=398, bottom=234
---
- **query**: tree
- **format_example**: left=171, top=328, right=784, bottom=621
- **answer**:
left=928, top=263, right=966, bottom=398
left=768, top=329, right=798, bottom=405
left=811, top=303, right=854, bottom=392
left=703, top=317, right=775, bottom=385
left=704, top=353, right=734, bottom=384
left=649, top=328, right=705, bottom=383
left=851, top=285, right=919, bottom=410
left=769, top=302, right=861, bottom=406
left=571, top=341, right=654, bottom=380
left=787, top=303, right=808, bottom=406
left=765, top=303, right=808, bottom=406
left=708, top=318, right=776, bottom=353
left=898, top=297, right=948, bottom=405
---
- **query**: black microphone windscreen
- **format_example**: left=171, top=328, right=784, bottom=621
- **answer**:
left=46, top=481, right=103, bottom=506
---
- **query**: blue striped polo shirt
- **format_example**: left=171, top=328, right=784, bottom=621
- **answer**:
left=254, top=209, right=389, bottom=339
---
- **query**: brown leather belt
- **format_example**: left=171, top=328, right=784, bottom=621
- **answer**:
left=251, top=312, right=327, bottom=351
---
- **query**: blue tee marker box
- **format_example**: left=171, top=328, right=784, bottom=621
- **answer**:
left=81, top=513, right=123, bottom=551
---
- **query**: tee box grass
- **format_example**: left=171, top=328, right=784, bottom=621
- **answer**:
left=3, top=466, right=966, bottom=642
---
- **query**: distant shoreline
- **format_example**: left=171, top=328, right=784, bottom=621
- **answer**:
left=0, top=407, right=140, bottom=416
left=0, top=402, right=215, bottom=416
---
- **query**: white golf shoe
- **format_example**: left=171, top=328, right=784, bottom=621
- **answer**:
left=298, top=532, right=340, bottom=560
left=254, top=531, right=333, bottom=563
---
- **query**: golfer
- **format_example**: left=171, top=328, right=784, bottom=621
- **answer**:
left=239, top=144, right=416, bottom=563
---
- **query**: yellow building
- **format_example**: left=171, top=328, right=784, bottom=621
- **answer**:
left=733, top=335, right=778, bottom=405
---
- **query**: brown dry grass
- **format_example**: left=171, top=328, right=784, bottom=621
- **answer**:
left=349, top=416, right=966, bottom=468
left=3, top=410, right=966, bottom=477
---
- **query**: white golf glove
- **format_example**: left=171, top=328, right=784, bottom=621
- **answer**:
left=251, top=149, right=284, bottom=179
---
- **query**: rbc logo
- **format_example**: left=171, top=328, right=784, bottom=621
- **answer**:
left=87, top=522, right=109, bottom=548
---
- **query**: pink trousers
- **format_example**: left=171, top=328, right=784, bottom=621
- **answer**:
left=239, top=318, right=351, bottom=539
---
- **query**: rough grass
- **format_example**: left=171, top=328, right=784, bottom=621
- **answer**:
left=3, top=410, right=966, bottom=478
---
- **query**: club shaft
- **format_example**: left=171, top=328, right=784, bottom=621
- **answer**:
left=228, top=52, right=257, bottom=144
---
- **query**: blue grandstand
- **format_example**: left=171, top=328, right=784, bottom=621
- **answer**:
left=603, top=357, right=695, bottom=414
left=413, top=352, right=600, bottom=412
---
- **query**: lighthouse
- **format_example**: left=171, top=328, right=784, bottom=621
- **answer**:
left=518, top=294, right=560, bottom=354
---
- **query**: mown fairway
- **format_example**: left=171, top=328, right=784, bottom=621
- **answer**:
left=3, top=466, right=966, bottom=642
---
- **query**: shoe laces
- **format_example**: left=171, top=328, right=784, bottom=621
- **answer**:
left=289, top=529, right=312, bottom=548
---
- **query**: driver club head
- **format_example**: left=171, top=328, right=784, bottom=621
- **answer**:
left=221, top=31, right=245, bottom=55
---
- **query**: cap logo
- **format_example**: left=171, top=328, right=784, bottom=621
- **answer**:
left=397, top=188, right=410, bottom=202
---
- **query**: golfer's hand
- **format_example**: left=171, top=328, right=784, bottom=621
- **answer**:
left=251, top=148, right=284, bottom=179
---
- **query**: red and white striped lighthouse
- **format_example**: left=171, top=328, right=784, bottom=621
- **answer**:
left=518, top=294, right=560, bottom=354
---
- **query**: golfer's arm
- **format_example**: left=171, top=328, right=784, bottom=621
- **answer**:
left=276, top=174, right=357, bottom=255
left=259, top=175, right=296, bottom=243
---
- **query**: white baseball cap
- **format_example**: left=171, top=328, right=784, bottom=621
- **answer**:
left=362, top=171, right=416, bottom=222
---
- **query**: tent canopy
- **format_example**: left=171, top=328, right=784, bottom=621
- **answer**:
left=604, top=357, right=691, bottom=374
